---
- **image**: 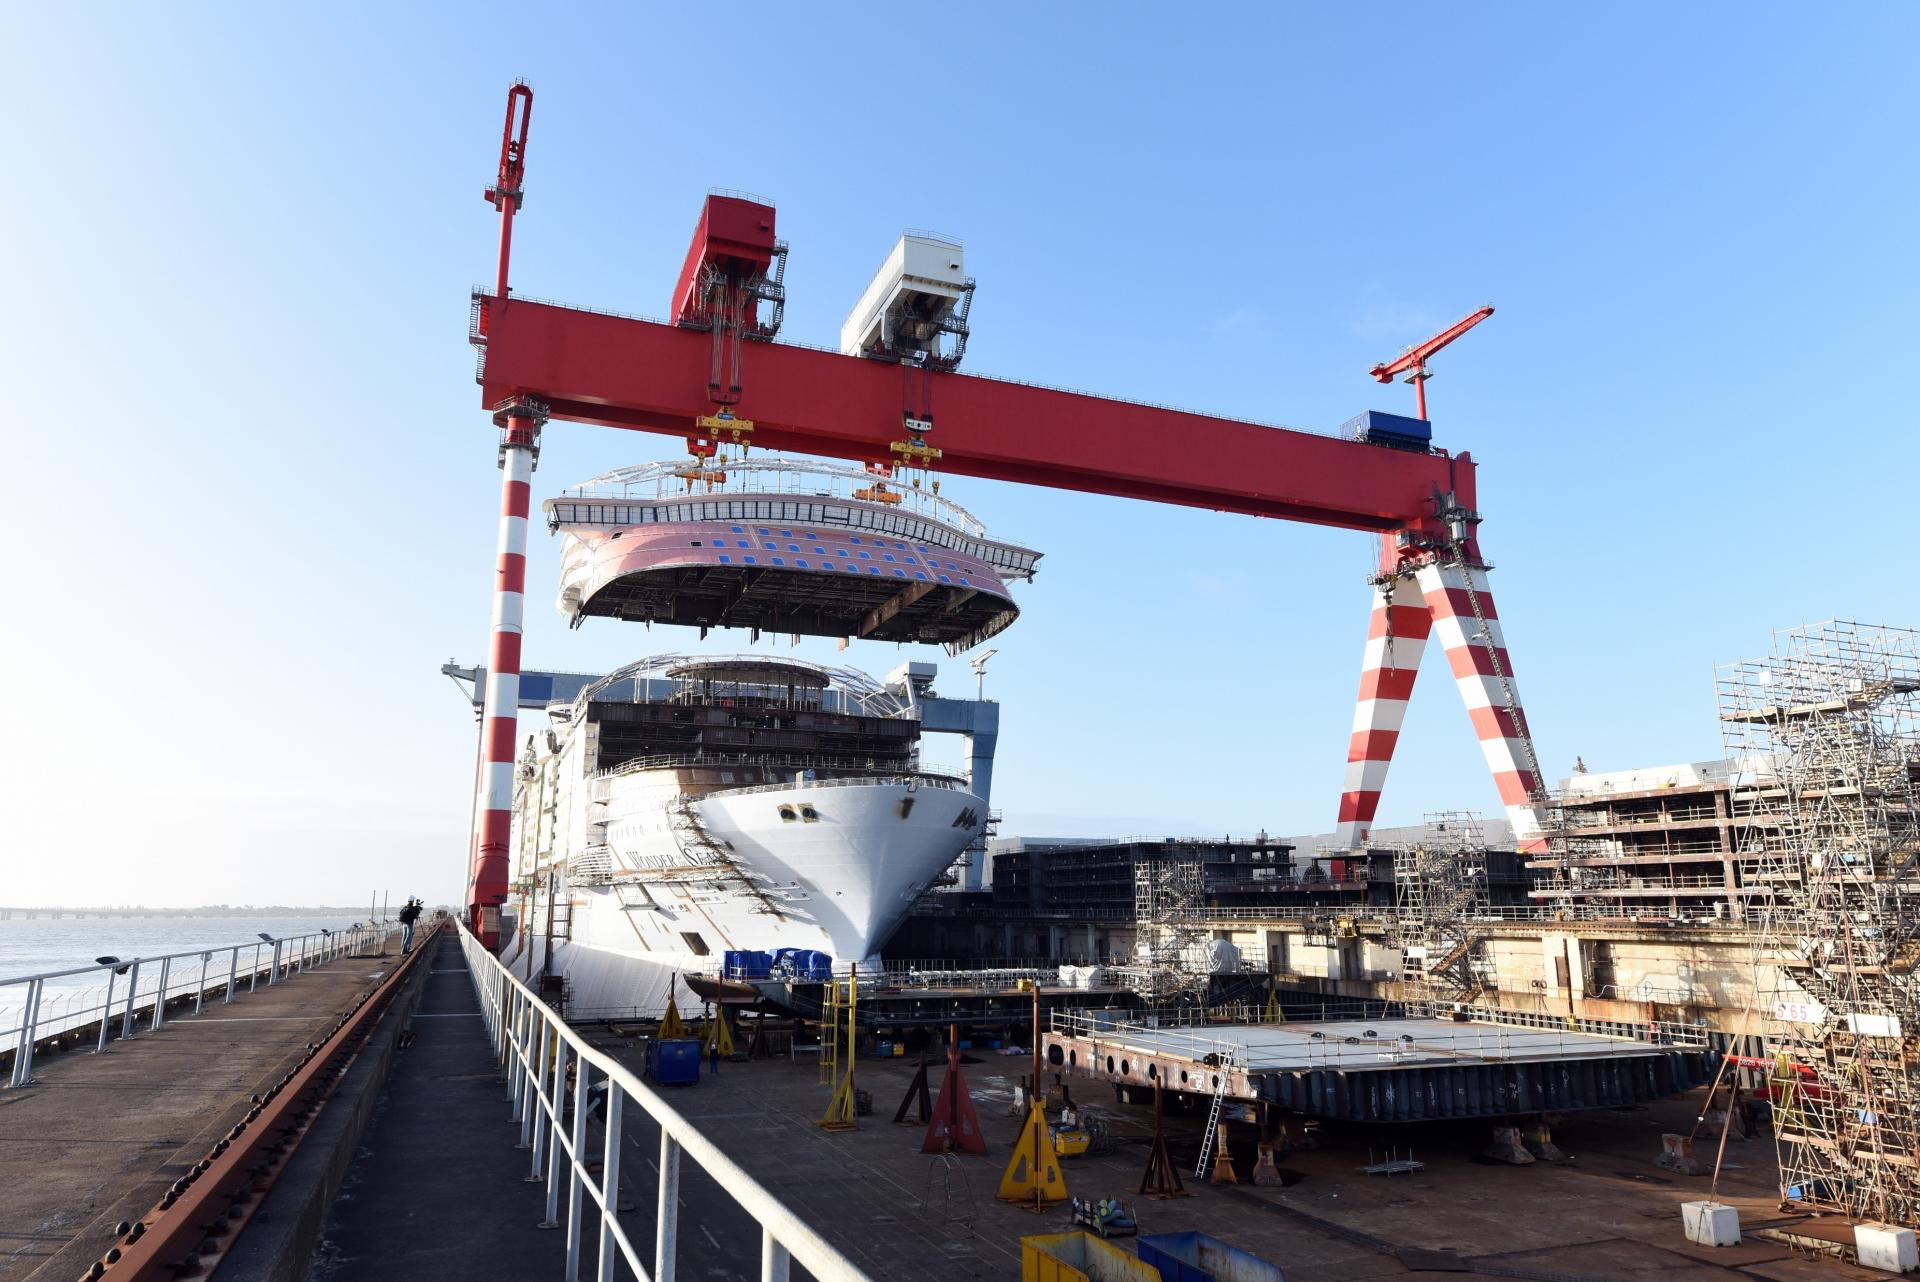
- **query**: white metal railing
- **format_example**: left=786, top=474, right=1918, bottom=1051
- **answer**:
left=458, top=923, right=870, bottom=1282
left=3, top=925, right=399, bottom=1089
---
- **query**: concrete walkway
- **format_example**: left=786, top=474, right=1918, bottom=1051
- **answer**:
left=0, top=948, right=402, bottom=1282
left=312, top=934, right=768, bottom=1281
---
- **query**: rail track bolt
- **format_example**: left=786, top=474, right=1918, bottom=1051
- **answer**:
left=114, top=1221, right=131, bottom=1236
left=87, top=1262, right=105, bottom=1279
left=105, top=1248, right=121, bottom=1263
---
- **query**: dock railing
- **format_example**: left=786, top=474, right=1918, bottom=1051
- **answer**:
left=458, top=922, right=870, bottom=1282
left=3, top=924, right=398, bottom=1088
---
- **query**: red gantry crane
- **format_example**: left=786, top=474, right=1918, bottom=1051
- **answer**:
left=460, top=85, right=1546, bottom=945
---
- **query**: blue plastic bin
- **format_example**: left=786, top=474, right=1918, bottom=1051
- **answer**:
left=1137, top=1232, right=1286, bottom=1282
left=649, top=1038, right=703, bottom=1086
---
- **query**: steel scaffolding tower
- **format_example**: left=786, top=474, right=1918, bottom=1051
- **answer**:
left=1390, top=812, right=1491, bottom=1000
left=1131, top=855, right=1209, bottom=1002
left=1718, top=621, right=1920, bottom=1225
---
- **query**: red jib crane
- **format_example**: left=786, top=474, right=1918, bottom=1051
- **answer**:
left=1368, top=305, right=1495, bottom=421
left=459, top=84, right=1547, bottom=943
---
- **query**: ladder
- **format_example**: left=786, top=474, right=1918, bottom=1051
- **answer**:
left=1447, top=549, right=1544, bottom=798
left=1193, top=1048, right=1238, bottom=1177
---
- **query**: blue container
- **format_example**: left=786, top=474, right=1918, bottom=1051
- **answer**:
left=648, top=1038, right=703, bottom=1086
left=1341, top=409, right=1432, bottom=451
left=878, top=1040, right=893, bottom=1058
left=1137, top=1233, right=1286, bottom=1282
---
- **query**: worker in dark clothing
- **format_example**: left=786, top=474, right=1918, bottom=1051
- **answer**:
left=398, top=898, right=423, bottom=953
left=708, top=1040, right=721, bottom=1075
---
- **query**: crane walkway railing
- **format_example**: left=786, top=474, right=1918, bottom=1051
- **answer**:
left=3, top=924, right=398, bottom=1088
left=457, top=922, right=870, bottom=1282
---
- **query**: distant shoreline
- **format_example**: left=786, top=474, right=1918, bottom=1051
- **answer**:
left=0, top=906, right=407, bottom=919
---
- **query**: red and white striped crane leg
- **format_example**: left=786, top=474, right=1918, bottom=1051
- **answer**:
left=1335, top=574, right=1432, bottom=848
left=1412, top=561, right=1547, bottom=850
left=469, top=420, right=537, bottom=947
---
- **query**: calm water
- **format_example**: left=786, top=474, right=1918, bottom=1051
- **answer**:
left=0, top=914, right=375, bottom=1030
left=0, top=913, right=371, bottom=979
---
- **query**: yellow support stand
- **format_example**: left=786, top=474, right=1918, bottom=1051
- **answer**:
left=703, top=1006, right=736, bottom=1058
left=1000, top=976, right=1067, bottom=1209
left=821, top=1066, right=858, bottom=1130
left=997, top=1100, right=1068, bottom=1209
left=660, top=991, right=686, bottom=1039
left=1264, top=989, right=1284, bottom=1024
left=819, top=963, right=860, bottom=1130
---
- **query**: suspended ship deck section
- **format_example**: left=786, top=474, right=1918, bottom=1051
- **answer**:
left=545, top=461, right=1042, bottom=655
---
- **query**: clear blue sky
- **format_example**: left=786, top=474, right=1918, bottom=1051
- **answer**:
left=4, top=5, right=1913, bottom=907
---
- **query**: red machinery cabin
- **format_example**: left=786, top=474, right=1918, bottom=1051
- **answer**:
left=672, top=194, right=778, bottom=327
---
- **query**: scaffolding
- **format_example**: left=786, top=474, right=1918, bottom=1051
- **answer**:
left=1389, top=812, right=1492, bottom=1001
left=1129, top=855, right=1209, bottom=1002
left=1718, top=621, right=1920, bottom=1226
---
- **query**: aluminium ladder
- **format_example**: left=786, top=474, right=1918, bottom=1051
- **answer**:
left=1193, top=1047, right=1239, bottom=1177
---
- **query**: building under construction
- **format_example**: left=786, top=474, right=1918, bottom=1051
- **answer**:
left=1719, top=621, right=1920, bottom=1230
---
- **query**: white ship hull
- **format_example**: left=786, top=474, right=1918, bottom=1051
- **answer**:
left=508, top=771, right=983, bottom=1019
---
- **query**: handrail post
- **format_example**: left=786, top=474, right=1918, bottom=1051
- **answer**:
left=226, top=948, right=239, bottom=1004
left=657, top=1132, right=681, bottom=1282
left=597, top=1085, right=624, bottom=1282
left=96, top=969, right=117, bottom=1052
left=194, top=952, right=211, bottom=1015
left=525, top=1016, right=549, bottom=1160
left=121, top=961, right=141, bottom=1039
left=152, top=958, right=171, bottom=1032
left=514, top=1003, right=534, bottom=1136
left=269, top=941, right=283, bottom=986
left=566, top=1059, right=589, bottom=1281
left=10, top=979, right=42, bottom=1087
left=760, top=1229, right=790, bottom=1282
left=540, top=1039, right=567, bottom=1227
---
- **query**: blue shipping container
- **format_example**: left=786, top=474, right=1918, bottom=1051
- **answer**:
left=1137, top=1232, right=1287, bottom=1282
left=649, top=1038, right=703, bottom=1086
left=1340, top=409, right=1432, bottom=450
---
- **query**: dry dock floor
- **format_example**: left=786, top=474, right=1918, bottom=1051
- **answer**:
left=0, top=948, right=404, bottom=1282
left=628, top=1049, right=1878, bottom=1281
left=317, top=944, right=1886, bottom=1282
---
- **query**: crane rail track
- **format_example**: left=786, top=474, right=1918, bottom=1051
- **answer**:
left=82, top=926, right=437, bottom=1282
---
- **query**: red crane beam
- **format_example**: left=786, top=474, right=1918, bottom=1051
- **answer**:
left=475, top=297, right=1474, bottom=539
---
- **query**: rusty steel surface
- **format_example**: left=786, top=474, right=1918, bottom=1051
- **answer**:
left=81, top=927, right=438, bottom=1282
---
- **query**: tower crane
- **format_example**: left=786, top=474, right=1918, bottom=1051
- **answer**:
left=1369, top=305, right=1495, bottom=421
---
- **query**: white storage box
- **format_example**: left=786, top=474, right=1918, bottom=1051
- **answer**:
left=1681, top=1200, right=1740, bottom=1247
left=1856, top=1223, right=1919, bottom=1273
